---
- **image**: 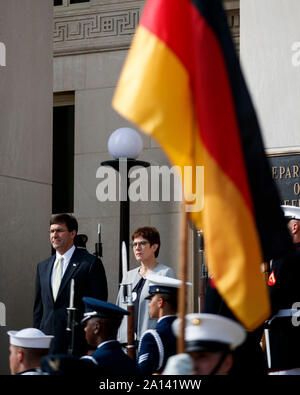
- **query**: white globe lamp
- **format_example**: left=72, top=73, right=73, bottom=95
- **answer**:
left=107, top=127, right=143, bottom=160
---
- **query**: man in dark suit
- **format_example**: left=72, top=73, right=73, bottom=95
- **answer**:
left=81, top=297, right=141, bottom=375
left=33, top=213, right=108, bottom=356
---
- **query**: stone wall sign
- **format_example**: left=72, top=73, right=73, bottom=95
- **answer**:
left=268, top=153, right=300, bottom=207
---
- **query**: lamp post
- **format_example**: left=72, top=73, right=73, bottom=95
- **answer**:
left=101, top=128, right=150, bottom=284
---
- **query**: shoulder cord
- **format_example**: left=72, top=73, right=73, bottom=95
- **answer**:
left=139, top=329, right=164, bottom=371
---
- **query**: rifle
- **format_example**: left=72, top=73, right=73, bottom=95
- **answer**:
left=126, top=283, right=135, bottom=359
left=197, top=230, right=208, bottom=312
left=263, top=261, right=271, bottom=283
left=66, top=278, right=77, bottom=355
left=120, top=241, right=136, bottom=359
left=94, top=223, right=103, bottom=259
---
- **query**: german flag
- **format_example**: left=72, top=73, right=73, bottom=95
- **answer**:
left=112, top=0, right=292, bottom=329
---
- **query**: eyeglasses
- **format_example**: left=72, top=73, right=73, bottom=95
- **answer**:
left=131, top=241, right=149, bottom=249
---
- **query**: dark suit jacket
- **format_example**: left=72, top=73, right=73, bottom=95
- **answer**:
left=33, top=247, right=108, bottom=356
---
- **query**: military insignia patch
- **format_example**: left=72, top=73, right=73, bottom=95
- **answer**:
left=268, top=270, right=276, bottom=286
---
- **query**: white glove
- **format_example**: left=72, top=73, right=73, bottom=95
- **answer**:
left=162, top=353, right=194, bottom=375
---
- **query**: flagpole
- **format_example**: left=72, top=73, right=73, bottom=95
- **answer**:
left=261, top=261, right=271, bottom=354
left=177, top=200, right=189, bottom=354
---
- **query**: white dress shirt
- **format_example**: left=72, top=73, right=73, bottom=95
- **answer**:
left=51, top=245, right=76, bottom=288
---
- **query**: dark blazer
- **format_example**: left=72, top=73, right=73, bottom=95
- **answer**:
left=138, top=315, right=177, bottom=375
left=33, top=247, right=108, bottom=356
left=82, top=340, right=141, bottom=376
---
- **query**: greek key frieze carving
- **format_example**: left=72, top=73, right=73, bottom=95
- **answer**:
left=53, top=3, right=239, bottom=55
left=54, top=7, right=141, bottom=55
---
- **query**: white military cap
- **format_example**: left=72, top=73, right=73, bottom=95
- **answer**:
left=145, top=273, right=192, bottom=300
left=7, top=328, right=54, bottom=349
left=281, top=205, right=300, bottom=220
left=172, top=313, right=246, bottom=352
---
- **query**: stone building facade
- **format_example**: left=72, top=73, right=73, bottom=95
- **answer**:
left=1, top=0, right=300, bottom=374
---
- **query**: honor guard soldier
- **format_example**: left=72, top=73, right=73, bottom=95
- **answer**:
left=137, top=274, right=191, bottom=375
left=164, top=313, right=246, bottom=375
left=7, top=328, right=53, bottom=375
left=81, top=297, right=141, bottom=375
left=266, top=205, right=300, bottom=374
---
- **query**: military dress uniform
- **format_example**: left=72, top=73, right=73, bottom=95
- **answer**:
left=266, top=205, right=300, bottom=374
left=84, top=340, right=140, bottom=375
left=138, top=315, right=177, bottom=374
left=7, top=328, right=53, bottom=375
left=81, top=297, right=141, bottom=376
left=116, top=263, right=175, bottom=345
left=204, top=278, right=267, bottom=375
left=137, top=274, right=191, bottom=375
left=164, top=313, right=246, bottom=375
